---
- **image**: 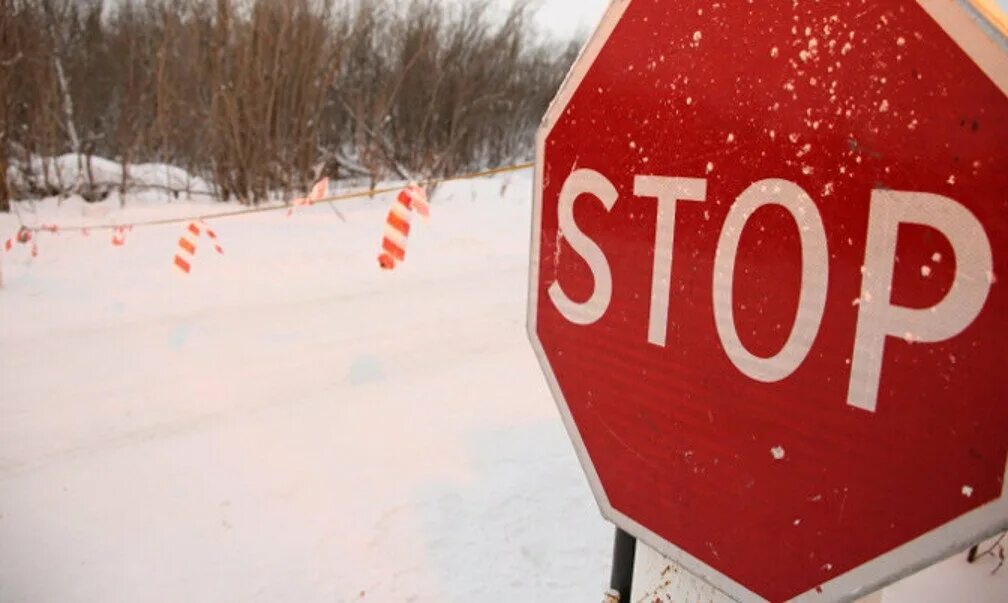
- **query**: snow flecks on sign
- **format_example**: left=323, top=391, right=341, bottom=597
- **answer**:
left=921, top=265, right=932, bottom=277
left=705, top=162, right=714, bottom=174
left=947, top=174, right=957, bottom=185
left=879, top=99, right=890, bottom=112
left=771, top=46, right=779, bottom=58
left=962, top=485, right=974, bottom=498
left=726, top=132, right=735, bottom=143
left=771, top=446, right=786, bottom=461
left=932, top=252, right=942, bottom=263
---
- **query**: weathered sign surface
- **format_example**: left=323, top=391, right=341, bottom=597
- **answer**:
left=529, top=1, right=1008, bottom=600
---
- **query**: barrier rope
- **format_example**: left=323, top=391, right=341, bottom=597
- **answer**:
left=17, top=162, right=534, bottom=234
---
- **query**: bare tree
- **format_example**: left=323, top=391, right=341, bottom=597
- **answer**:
left=2, top=0, right=579, bottom=207
left=0, top=0, right=23, bottom=210
left=39, top=0, right=82, bottom=155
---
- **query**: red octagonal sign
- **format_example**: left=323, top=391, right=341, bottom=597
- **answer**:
left=528, top=1, right=1007, bottom=601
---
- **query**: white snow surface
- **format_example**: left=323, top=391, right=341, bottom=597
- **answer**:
left=0, top=171, right=1005, bottom=602
left=0, top=172, right=611, bottom=603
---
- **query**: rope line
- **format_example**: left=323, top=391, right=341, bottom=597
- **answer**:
left=19, top=162, right=534, bottom=234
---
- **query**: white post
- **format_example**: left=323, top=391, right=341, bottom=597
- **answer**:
left=631, top=542, right=893, bottom=602
left=630, top=542, right=735, bottom=602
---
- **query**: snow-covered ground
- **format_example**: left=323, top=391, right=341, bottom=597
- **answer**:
left=0, top=171, right=1004, bottom=602
left=0, top=172, right=610, bottom=602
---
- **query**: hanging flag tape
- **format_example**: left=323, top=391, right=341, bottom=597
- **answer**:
left=378, top=184, right=429, bottom=270
left=111, top=227, right=129, bottom=246
left=287, top=178, right=329, bottom=217
left=173, top=221, right=224, bottom=274
left=173, top=222, right=200, bottom=273
left=3, top=227, right=32, bottom=252
left=200, top=221, right=224, bottom=255
left=10, top=162, right=532, bottom=236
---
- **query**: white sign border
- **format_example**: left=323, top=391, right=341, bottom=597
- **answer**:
left=526, top=1, right=1008, bottom=601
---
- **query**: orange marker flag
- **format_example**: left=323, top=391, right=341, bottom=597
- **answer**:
left=287, top=178, right=329, bottom=217
left=111, top=227, right=128, bottom=246
left=3, top=227, right=31, bottom=251
left=173, top=221, right=224, bottom=274
left=173, top=222, right=201, bottom=274
left=378, top=183, right=429, bottom=270
left=201, top=220, right=224, bottom=255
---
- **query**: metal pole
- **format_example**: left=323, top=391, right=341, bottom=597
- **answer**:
left=609, top=527, right=637, bottom=602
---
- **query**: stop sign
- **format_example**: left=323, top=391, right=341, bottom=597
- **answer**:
left=528, top=1, right=1007, bottom=601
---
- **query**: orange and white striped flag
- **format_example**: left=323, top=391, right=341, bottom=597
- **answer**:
left=3, top=227, right=31, bottom=252
left=202, top=221, right=224, bottom=255
left=173, top=221, right=224, bottom=274
left=378, top=183, right=429, bottom=270
left=287, top=178, right=329, bottom=217
left=111, top=226, right=130, bottom=247
left=174, top=222, right=200, bottom=273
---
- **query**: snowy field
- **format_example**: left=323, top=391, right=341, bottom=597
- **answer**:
left=0, top=171, right=611, bottom=602
left=0, top=170, right=1004, bottom=602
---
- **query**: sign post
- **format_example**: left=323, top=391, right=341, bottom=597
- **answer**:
left=607, top=527, right=636, bottom=602
left=529, top=1, right=1008, bottom=601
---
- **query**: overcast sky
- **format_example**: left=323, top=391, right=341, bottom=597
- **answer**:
left=527, top=0, right=610, bottom=39
left=514, top=0, right=1007, bottom=40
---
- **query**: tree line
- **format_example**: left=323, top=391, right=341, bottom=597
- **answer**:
left=0, top=0, right=580, bottom=209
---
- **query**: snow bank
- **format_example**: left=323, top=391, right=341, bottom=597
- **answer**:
left=8, top=154, right=215, bottom=201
